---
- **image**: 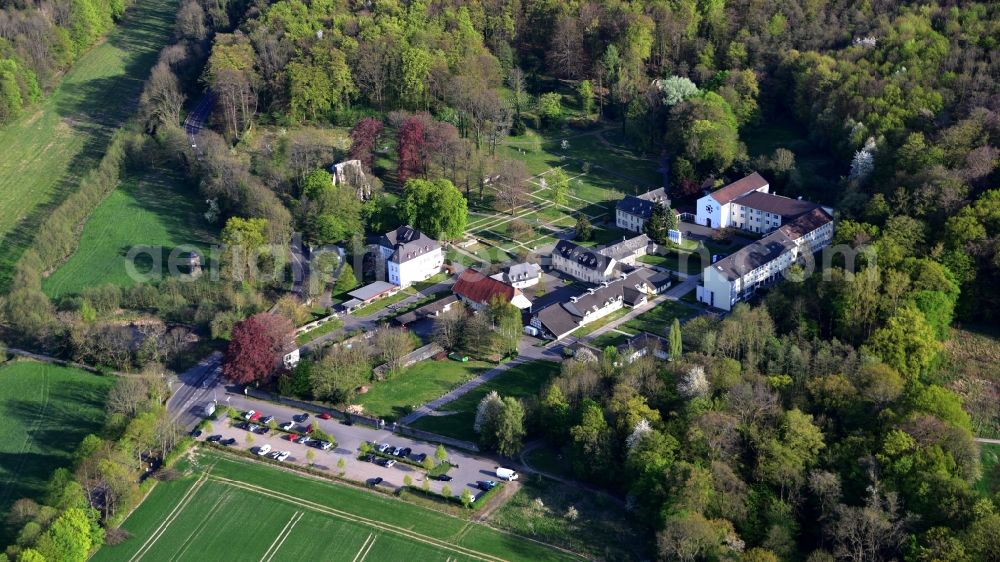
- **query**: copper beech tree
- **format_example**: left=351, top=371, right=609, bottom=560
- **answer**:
left=223, top=313, right=295, bottom=385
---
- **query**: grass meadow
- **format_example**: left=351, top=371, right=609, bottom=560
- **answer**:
left=0, top=0, right=179, bottom=289
left=0, top=361, right=113, bottom=543
left=92, top=448, right=580, bottom=562
left=43, top=168, right=217, bottom=298
left=357, top=359, right=493, bottom=421
left=410, top=361, right=561, bottom=442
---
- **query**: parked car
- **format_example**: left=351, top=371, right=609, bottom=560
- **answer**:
left=399, top=447, right=412, bottom=458
left=249, top=412, right=262, bottom=422
left=367, top=477, right=383, bottom=487
left=305, top=424, right=314, bottom=433
left=364, top=454, right=376, bottom=463
left=413, top=453, right=427, bottom=463
left=384, top=459, right=396, bottom=468
left=496, top=467, right=519, bottom=481
left=432, top=474, right=452, bottom=482
left=293, top=413, right=309, bottom=423
left=242, top=410, right=256, bottom=420
left=279, top=421, right=294, bottom=431
left=206, top=434, right=222, bottom=443
left=477, top=480, right=498, bottom=491
left=317, top=441, right=333, bottom=450
left=236, top=422, right=249, bottom=430
left=191, top=429, right=202, bottom=438
left=257, top=444, right=272, bottom=456
left=247, top=424, right=260, bottom=432
left=319, top=412, right=332, bottom=420
left=296, top=436, right=311, bottom=445
left=221, top=438, right=236, bottom=446
left=377, top=443, right=391, bottom=453
left=391, top=447, right=403, bottom=456
left=275, top=451, right=290, bottom=462
left=253, top=426, right=270, bottom=435
left=260, top=415, right=275, bottom=424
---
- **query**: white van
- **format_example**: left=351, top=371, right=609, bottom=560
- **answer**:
left=256, top=444, right=272, bottom=456
left=495, top=467, right=518, bottom=481
left=203, top=402, right=216, bottom=417
left=523, top=325, right=540, bottom=337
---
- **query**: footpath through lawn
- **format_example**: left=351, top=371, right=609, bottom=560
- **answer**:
left=93, top=448, right=582, bottom=562
left=0, top=0, right=180, bottom=289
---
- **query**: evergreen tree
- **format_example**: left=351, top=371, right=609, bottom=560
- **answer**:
left=669, top=318, right=682, bottom=360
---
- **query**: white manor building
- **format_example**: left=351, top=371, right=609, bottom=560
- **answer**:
left=697, top=208, right=834, bottom=310
left=376, top=225, right=443, bottom=288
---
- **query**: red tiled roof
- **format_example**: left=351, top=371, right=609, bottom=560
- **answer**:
left=453, top=268, right=520, bottom=305
left=708, top=172, right=769, bottom=205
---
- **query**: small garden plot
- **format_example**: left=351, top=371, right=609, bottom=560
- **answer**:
left=571, top=307, right=630, bottom=338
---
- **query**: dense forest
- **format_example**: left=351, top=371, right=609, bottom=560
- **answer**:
left=0, top=0, right=998, bottom=560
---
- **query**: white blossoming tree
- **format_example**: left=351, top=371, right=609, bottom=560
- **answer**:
left=678, top=365, right=710, bottom=399
left=474, top=390, right=503, bottom=434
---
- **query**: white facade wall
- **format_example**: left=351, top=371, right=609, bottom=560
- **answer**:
left=729, top=203, right=784, bottom=234
left=551, top=254, right=617, bottom=284
left=388, top=248, right=443, bottom=287
left=695, top=195, right=727, bottom=229
left=616, top=209, right=645, bottom=233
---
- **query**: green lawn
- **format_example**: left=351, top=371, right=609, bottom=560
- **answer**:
left=589, top=330, right=634, bottom=350
left=410, top=361, right=560, bottom=442
left=621, top=300, right=693, bottom=335
left=0, top=361, right=114, bottom=544
left=43, top=168, right=217, bottom=298
left=357, top=359, right=492, bottom=421
left=296, top=319, right=344, bottom=346
left=351, top=288, right=416, bottom=317
left=0, top=0, right=180, bottom=289
left=571, top=307, right=630, bottom=338
left=491, top=474, right=647, bottom=561
left=93, top=448, right=579, bottom=562
left=638, top=250, right=708, bottom=274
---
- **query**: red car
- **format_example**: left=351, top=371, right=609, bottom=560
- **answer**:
left=249, top=412, right=262, bottom=422
left=288, top=433, right=297, bottom=441
left=305, top=424, right=314, bottom=433
left=319, top=412, right=332, bottom=420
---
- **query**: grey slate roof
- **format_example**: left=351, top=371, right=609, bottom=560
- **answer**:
left=380, top=225, right=440, bottom=264
left=710, top=233, right=797, bottom=281
left=347, top=281, right=397, bottom=302
left=599, top=234, right=651, bottom=261
left=734, top=191, right=821, bottom=219
left=554, top=240, right=614, bottom=272
left=616, top=187, right=669, bottom=219
left=536, top=305, right=578, bottom=339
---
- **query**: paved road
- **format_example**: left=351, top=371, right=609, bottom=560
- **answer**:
left=184, top=92, right=213, bottom=149
left=166, top=352, right=224, bottom=428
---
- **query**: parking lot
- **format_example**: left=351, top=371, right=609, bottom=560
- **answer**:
left=193, top=401, right=516, bottom=502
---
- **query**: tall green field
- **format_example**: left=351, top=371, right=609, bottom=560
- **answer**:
left=0, top=0, right=179, bottom=289
left=93, top=449, right=581, bottom=562
left=43, top=169, right=217, bottom=298
left=0, top=361, right=113, bottom=543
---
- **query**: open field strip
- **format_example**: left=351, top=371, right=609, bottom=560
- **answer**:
left=0, top=0, right=180, bottom=286
left=260, top=511, right=304, bottom=562
left=208, top=474, right=505, bottom=562
left=95, top=450, right=581, bottom=562
left=0, top=361, right=113, bottom=544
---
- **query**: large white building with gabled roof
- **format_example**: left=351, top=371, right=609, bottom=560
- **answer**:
left=376, top=225, right=443, bottom=288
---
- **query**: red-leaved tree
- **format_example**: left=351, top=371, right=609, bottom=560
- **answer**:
left=349, top=117, right=384, bottom=172
left=396, top=116, right=426, bottom=182
left=223, top=313, right=295, bottom=385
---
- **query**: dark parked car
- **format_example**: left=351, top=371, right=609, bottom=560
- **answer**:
left=253, top=426, right=270, bottom=435
left=260, top=415, right=275, bottom=424
left=364, top=454, right=376, bottom=463
left=191, top=429, right=202, bottom=438
left=431, top=474, right=452, bottom=482
left=367, top=477, right=383, bottom=487
left=293, top=413, right=309, bottom=423
left=413, top=453, right=427, bottom=463
left=206, top=434, right=222, bottom=443
left=477, top=480, right=498, bottom=491
left=221, top=438, right=236, bottom=446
